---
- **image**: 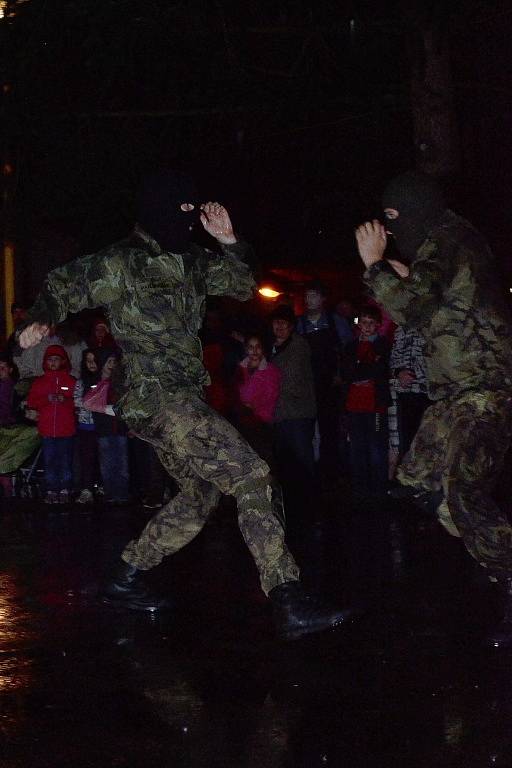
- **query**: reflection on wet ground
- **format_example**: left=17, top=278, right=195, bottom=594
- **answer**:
left=1, top=489, right=512, bottom=767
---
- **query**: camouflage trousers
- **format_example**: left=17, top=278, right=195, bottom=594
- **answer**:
left=122, top=391, right=299, bottom=594
left=398, top=389, right=512, bottom=573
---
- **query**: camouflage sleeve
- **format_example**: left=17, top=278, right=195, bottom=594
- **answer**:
left=204, top=240, right=257, bottom=300
left=364, top=246, right=451, bottom=327
left=24, top=250, right=126, bottom=327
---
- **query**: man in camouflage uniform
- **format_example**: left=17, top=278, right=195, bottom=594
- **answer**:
left=19, top=170, right=353, bottom=640
left=355, top=171, right=512, bottom=646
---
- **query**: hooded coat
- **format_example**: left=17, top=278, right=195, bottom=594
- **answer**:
left=27, top=345, right=76, bottom=437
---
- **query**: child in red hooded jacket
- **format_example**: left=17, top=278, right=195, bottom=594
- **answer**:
left=27, top=344, right=76, bottom=504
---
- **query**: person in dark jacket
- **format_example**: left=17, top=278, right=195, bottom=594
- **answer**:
left=27, top=344, right=76, bottom=503
left=342, top=305, right=391, bottom=497
left=296, top=280, right=348, bottom=480
left=270, top=304, right=319, bottom=570
left=271, top=304, right=317, bottom=491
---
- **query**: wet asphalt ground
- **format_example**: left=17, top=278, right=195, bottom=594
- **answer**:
left=1, top=486, right=512, bottom=768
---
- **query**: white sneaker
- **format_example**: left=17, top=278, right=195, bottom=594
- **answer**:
left=77, top=488, right=94, bottom=504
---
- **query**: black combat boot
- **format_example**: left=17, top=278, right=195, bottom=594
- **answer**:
left=100, top=559, right=171, bottom=612
left=486, top=577, right=512, bottom=649
left=388, top=485, right=444, bottom=516
left=269, top=581, right=359, bottom=641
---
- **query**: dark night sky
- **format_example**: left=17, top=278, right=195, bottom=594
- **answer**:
left=2, top=0, right=512, bottom=301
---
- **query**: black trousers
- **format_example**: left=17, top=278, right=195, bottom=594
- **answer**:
left=397, top=392, right=432, bottom=456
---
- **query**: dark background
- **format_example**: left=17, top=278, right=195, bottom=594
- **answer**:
left=1, top=0, right=512, bottom=304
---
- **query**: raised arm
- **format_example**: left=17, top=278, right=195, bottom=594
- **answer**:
left=19, top=250, right=125, bottom=349
left=355, top=219, right=451, bottom=327
left=200, top=202, right=257, bottom=300
left=363, top=253, right=447, bottom=328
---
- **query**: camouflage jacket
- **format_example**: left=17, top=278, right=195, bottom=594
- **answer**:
left=24, top=227, right=256, bottom=427
left=364, top=211, right=512, bottom=401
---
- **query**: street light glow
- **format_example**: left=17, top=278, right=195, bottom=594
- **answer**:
left=258, top=286, right=281, bottom=299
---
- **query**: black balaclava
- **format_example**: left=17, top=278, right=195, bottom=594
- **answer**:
left=137, top=170, right=200, bottom=253
left=382, top=171, right=446, bottom=262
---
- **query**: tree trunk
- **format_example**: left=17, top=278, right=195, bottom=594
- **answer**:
left=408, top=25, right=459, bottom=178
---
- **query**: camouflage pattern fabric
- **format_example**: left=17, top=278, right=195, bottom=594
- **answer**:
left=0, top=425, right=41, bottom=474
left=121, top=391, right=299, bottom=594
left=24, top=227, right=256, bottom=428
left=398, top=390, right=512, bottom=572
left=365, top=211, right=512, bottom=572
left=23, top=229, right=299, bottom=593
left=365, top=211, right=512, bottom=402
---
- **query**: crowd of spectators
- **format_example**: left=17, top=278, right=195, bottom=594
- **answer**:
left=198, top=282, right=430, bottom=569
left=0, top=311, right=170, bottom=507
left=0, top=289, right=429, bottom=534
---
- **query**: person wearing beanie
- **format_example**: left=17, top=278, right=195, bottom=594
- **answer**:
left=355, top=170, right=512, bottom=647
left=16, top=170, right=356, bottom=640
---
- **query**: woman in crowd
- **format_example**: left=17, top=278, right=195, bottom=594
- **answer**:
left=73, top=349, right=101, bottom=504
left=233, top=332, right=281, bottom=468
left=85, top=348, right=130, bottom=504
